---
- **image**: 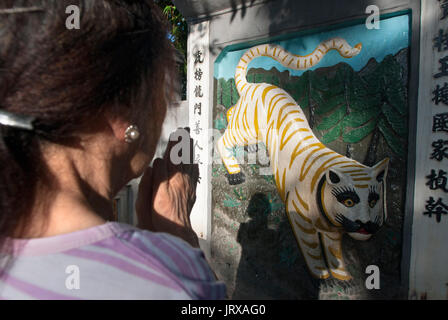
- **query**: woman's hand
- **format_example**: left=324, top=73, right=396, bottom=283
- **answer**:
left=136, top=128, right=200, bottom=248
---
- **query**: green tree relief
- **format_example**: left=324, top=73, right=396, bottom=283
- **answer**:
left=315, top=53, right=408, bottom=159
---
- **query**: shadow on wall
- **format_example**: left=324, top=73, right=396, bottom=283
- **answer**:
left=233, top=193, right=320, bottom=299
left=228, top=0, right=257, bottom=23
left=192, top=0, right=257, bottom=56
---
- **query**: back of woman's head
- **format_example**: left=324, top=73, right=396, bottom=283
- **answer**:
left=0, top=0, right=176, bottom=241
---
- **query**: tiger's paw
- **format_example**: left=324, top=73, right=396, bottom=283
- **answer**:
left=245, top=144, right=258, bottom=153
left=227, top=172, right=245, bottom=185
left=318, top=278, right=367, bottom=300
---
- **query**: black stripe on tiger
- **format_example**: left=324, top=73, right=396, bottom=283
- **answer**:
left=316, top=175, right=339, bottom=228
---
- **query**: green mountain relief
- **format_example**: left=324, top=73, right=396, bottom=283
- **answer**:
left=215, top=48, right=409, bottom=159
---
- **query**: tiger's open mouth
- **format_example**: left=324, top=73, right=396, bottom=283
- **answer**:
left=335, top=214, right=381, bottom=234
left=356, top=227, right=370, bottom=235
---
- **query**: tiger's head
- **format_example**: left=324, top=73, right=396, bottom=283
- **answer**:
left=317, top=158, right=389, bottom=241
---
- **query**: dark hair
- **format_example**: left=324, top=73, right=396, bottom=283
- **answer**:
left=0, top=1, right=177, bottom=246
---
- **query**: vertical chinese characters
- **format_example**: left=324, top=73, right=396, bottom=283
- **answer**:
left=192, top=49, right=205, bottom=181
left=425, top=2, right=448, bottom=222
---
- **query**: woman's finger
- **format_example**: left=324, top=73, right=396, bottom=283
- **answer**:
left=138, top=165, right=154, bottom=192
left=188, top=136, right=194, bottom=166
left=191, top=163, right=200, bottom=185
left=136, top=165, right=154, bottom=229
left=152, top=157, right=168, bottom=193
left=183, top=127, right=194, bottom=165
left=179, top=138, right=195, bottom=175
left=165, top=128, right=188, bottom=176
left=163, top=133, right=179, bottom=162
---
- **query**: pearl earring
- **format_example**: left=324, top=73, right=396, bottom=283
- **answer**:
left=124, top=125, right=140, bottom=143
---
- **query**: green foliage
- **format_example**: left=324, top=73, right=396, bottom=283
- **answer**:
left=223, top=194, right=241, bottom=208
left=255, top=73, right=265, bottom=83
left=217, top=79, right=223, bottom=105
left=316, top=94, right=344, bottom=115
left=378, top=117, right=405, bottom=156
left=231, top=79, right=240, bottom=105
left=267, top=193, right=284, bottom=212
left=212, top=165, right=227, bottom=177
left=356, top=55, right=408, bottom=157
left=316, top=105, right=345, bottom=131
left=342, top=108, right=381, bottom=128
left=342, top=119, right=377, bottom=143
left=249, top=164, right=260, bottom=175
left=314, top=55, right=408, bottom=158
left=261, top=174, right=276, bottom=184
left=155, top=0, right=188, bottom=99
left=233, top=187, right=247, bottom=201
left=268, top=74, right=280, bottom=86
left=321, top=122, right=343, bottom=144
left=285, top=72, right=310, bottom=108
left=220, top=79, right=232, bottom=109
left=214, top=112, right=227, bottom=130
left=381, top=102, right=407, bottom=136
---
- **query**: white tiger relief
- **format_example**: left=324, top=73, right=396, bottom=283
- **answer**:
left=216, top=38, right=389, bottom=280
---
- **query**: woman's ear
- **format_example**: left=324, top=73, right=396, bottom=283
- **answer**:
left=103, top=111, right=130, bottom=143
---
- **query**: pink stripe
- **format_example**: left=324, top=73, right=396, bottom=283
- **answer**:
left=0, top=274, right=80, bottom=300
left=93, top=238, right=222, bottom=300
left=163, top=237, right=212, bottom=281
left=135, top=236, right=225, bottom=300
left=91, top=238, right=190, bottom=293
left=93, top=239, right=169, bottom=274
left=1, top=222, right=135, bottom=256
left=63, top=248, right=182, bottom=291
left=159, top=235, right=205, bottom=279
left=160, top=235, right=214, bottom=282
left=138, top=237, right=197, bottom=278
left=130, top=237, right=192, bottom=278
left=196, top=282, right=214, bottom=300
left=145, top=236, right=222, bottom=298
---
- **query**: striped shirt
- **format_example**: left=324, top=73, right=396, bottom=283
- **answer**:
left=0, top=222, right=226, bottom=300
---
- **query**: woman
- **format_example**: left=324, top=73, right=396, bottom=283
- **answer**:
left=0, top=0, right=226, bottom=299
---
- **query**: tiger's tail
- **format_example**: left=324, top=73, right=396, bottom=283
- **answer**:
left=234, top=38, right=362, bottom=96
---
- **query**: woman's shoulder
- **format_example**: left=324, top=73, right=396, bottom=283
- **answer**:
left=0, top=222, right=226, bottom=300
left=109, top=222, right=210, bottom=279
left=105, top=222, right=227, bottom=299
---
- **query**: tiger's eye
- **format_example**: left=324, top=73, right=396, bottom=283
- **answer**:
left=369, top=200, right=377, bottom=208
left=343, top=199, right=355, bottom=207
